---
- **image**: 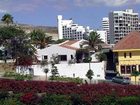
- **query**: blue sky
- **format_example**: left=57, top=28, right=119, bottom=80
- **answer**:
left=0, top=0, right=140, bottom=29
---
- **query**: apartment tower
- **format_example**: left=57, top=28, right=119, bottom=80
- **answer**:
left=109, top=9, right=139, bottom=44
left=102, top=17, right=110, bottom=43
left=57, top=15, right=91, bottom=40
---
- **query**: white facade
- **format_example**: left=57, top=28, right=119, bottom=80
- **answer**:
left=57, top=15, right=91, bottom=40
left=109, top=9, right=139, bottom=44
left=102, top=17, right=110, bottom=43
left=37, top=44, right=76, bottom=63
left=96, top=30, right=107, bottom=43
left=37, top=40, right=99, bottom=63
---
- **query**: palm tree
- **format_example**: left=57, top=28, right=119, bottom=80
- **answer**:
left=30, top=29, right=51, bottom=49
left=131, top=70, right=140, bottom=85
left=83, top=31, right=103, bottom=51
left=1, top=13, right=13, bottom=26
left=81, top=31, right=103, bottom=70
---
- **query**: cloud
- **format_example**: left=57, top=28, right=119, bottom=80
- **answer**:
left=136, top=0, right=140, bottom=2
left=0, top=9, right=7, bottom=13
left=74, top=0, right=139, bottom=7
left=0, top=0, right=45, bottom=13
left=0, top=0, right=139, bottom=13
left=0, top=0, right=70, bottom=13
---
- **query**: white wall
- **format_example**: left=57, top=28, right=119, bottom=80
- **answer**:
left=16, top=62, right=105, bottom=80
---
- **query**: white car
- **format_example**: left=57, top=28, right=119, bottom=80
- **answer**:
left=112, top=76, right=130, bottom=84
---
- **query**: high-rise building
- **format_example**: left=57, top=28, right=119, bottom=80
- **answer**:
left=102, top=17, right=110, bottom=43
left=57, top=15, right=91, bottom=40
left=109, top=9, right=139, bottom=44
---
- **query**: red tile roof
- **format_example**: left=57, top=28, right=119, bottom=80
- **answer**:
left=59, top=40, right=79, bottom=50
left=113, top=31, right=140, bottom=51
left=60, top=45, right=78, bottom=50
left=61, top=40, right=79, bottom=45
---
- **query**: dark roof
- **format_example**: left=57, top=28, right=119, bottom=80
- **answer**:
left=113, top=31, right=140, bottom=51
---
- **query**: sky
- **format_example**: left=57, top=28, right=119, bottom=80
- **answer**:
left=0, top=0, right=140, bottom=29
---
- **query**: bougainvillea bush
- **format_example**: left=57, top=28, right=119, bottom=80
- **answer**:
left=0, top=79, right=140, bottom=105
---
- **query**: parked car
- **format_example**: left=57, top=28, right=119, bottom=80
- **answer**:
left=112, top=76, right=130, bottom=84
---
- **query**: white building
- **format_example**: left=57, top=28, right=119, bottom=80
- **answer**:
left=96, top=30, right=107, bottom=44
left=37, top=40, right=98, bottom=63
left=102, top=17, right=110, bottom=43
left=16, top=40, right=106, bottom=80
left=57, top=15, right=91, bottom=40
left=37, top=43, right=77, bottom=64
left=109, top=9, right=139, bottom=44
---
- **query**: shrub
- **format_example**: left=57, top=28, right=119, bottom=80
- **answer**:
left=0, top=91, right=9, bottom=99
left=40, top=94, right=72, bottom=105
left=3, top=71, right=16, bottom=77
left=20, top=92, right=40, bottom=105
left=3, top=72, right=33, bottom=80
left=96, top=95, right=118, bottom=105
left=70, top=94, right=85, bottom=105
left=15, top=74, right=25, bottom=80
left=0, top=98, right=24, bottom=105
left=49, top=76, right=83, bottom=84
left=118, top=96, right=140, bottom=105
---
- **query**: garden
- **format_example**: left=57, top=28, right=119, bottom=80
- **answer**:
left=0, top=79, right=140, bottom=105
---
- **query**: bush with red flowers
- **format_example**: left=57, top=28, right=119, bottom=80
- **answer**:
left=20, top=92, right=40, bottom=105
left=0, top=79, right=140, bottom=104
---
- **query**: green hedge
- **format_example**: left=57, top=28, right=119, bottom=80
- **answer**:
left=40, top=94, right=72, bottom=105
left=3, top=71, right=32, bottom=80
left=118, top=96, right=140, bottom=105
left=49, top=76, right=83, bottom=84
left=0, top=98, right=24, bottom=105
left=96, top=96, right=140, bottom=105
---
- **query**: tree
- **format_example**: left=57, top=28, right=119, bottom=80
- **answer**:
left=51, top=64, right=59, bottom=80
left=95, top=53, right=107, bottom=62
left=80, top=31, right=103, bottom=70
left=131, top=70, right=140, bottom=85
left=86, top=69, right=94, bottom=84
left=82, top=31, right=103, bottom=51
left=44, top=68, right=49, bottom=81
left=0, top=26, right=24, bottom=63
left=30, top=29, right=51, bottom=49
left=1, top=13, right=13, bottom=26
left=0, top=26, right=36, bottom=67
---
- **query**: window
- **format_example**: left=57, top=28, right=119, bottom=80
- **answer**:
left=124, top=53, right=126, bottom=58
left=43, top=55, right=48, bottom=60
left=97, top=75, right=100, bottom=77
left=139, top=65, right=140, bottom=72
left=126, top=65, right=131, bottom=74
left=59, top=55, right=67, bottom=61
left=132, top=65, right=136, bottom=72
left=129, top=52, right=132, bottom=58
left=120, top=65, right=125, bottom=74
